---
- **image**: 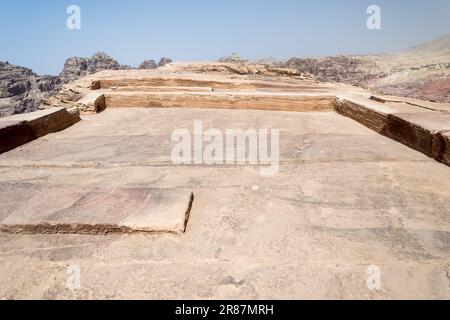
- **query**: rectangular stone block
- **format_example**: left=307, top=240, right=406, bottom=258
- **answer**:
left=334, top=99, right=387, bottom=133
left=0, top=187, right=194, bottom=235
left=105, top=92, right=335, bottom=112
left=335, top=97, right=450, bottom=167
left=0, top=107, right=80, bottom=154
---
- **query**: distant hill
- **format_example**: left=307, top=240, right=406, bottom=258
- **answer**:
left=283, top=34, right=450, bottom=102
left=405, top=34, right=450, bottom=55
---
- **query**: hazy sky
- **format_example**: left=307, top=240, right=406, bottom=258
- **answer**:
left=1, top=0, right=449, bottom=75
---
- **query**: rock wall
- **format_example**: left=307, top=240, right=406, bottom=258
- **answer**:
left=0, top=62, right=61, bottom=117
left=1, top=53, right=175, bottom=117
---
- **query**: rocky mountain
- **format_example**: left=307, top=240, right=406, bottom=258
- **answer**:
left=284, top=56, right=385, bottom=85
left=158, top=57, right=173, bottom=67
left=282, top=34, right=450, bottom=102
left=219, top=53, right=247, bottom=64
left=0, top=62, right=61, bottom=117
left=60, top=52, right=129, bottom=83
left=1, top=53, right=175, bottom=117
left=60, top=53, right=174, bottom=82
left=139, top=60, right=157, bottom=69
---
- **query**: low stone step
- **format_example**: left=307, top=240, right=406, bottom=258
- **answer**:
left=0, top=187, right=194, bottom=235
left=335, top=96, right=450, bottom=167
left=0, top=107, right=80, bottom=154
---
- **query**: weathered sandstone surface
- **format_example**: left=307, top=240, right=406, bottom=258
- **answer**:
left=2, top=36, right=450, bottom=299
left=334, top=94, right=450, bottom=166
left=42, top=62, right=316, bottom=114
left=3, top=35, right=449, bottom=119
left=285, top=55, right=385, bottom=85
left=1, top=59, right=450, bottom=299
left=59, top=52, right=130, bottom=83
left=1, top=105, right=450, bottom=299
left=38, top=60, right=450, bottom=168
left=1, top=188, right=193, bottom=235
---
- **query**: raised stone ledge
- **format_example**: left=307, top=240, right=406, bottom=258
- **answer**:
left=0, top=107, right=80, bottom=154
left=335, top=97, right=450, bottom=167
left=96, top=78, right=316, bottom=90
left=105, top=92, right=336, bottom=112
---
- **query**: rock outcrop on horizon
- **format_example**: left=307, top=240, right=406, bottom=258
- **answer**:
left=220, top=53, right=247, bottom=64
left=1, top=53, right=176, bottom=117
left=0, top=62, right=61, bottom=117
left=284, top=56, right=385, bottom=85
left=158, top=57, right=173, bottom=67
left=60, top=53, right=174, bottom=82
left=60, top=52, right=130, bottom=83
left=139, top=60, right=157, bottom=69
left=2, top=35, right=450, bottom=118
left=282, top=34, right=450, bottom=102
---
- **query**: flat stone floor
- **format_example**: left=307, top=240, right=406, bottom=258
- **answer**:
left=1, top=108, right=450, bottom=299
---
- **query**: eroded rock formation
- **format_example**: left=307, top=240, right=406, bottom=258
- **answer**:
left=139, top=60, right=157, bottom=69
left=58, top=57, right=90, bottom=83
left=158, top=57, right=173, bottom=67
left=0, top=62, right=61, bottom=117
left=59, top=52, right=131, bottom=83
left=284, top=56, right=385, bottom=85
left=283, top=35, right=450, bottom=102
left=2, top=35, right=450, bottom=118
left=219, top=53, right=247, bottom=64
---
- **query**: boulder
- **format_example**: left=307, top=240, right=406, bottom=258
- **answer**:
left=139, top=60, right=157, bottom=69
left=88, top=52, right=121, bottom=73
left=59, top=57, right=90, bottom=83
left=158, top=57, right=173, bottom=67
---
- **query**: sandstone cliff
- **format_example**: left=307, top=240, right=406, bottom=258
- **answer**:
left=0, top=62, right=61, bottom=117
left=284, top=56, right=385, bottom=85
left=60, top=52, right=130, bottom=83
left=158, top=57, right=173, bottom=67
left=1, top=53, right=175, bottom=117
left=60, top=53, right=174, bottom=83
left=2, top=35, right=450, bottom=118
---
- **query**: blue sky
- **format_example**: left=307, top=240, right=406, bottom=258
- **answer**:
left=1, top=0, right=449, bottom=75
